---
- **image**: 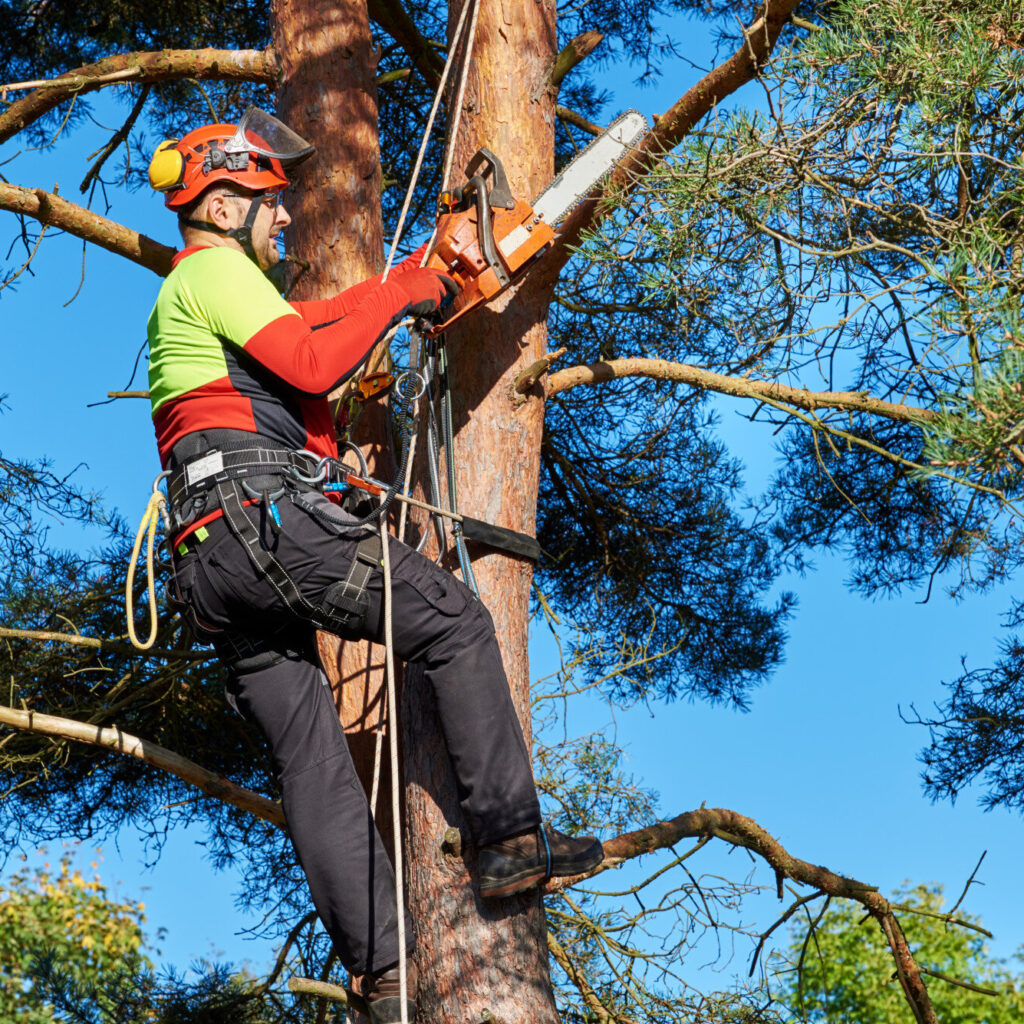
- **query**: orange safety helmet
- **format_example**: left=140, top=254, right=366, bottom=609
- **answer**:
left=148, top=107, right=314, bottom=209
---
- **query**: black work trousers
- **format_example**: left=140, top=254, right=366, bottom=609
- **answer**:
left=173, top=487, right=542, bottom=974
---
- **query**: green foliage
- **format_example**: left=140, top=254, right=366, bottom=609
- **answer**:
left=778, top=885, right=1024, bottom=1023
left=538, top=0, right=1024, bottom=705
left=912, top=623, right=1024, bottom=812
left=0, top=849, right=314, bottom=1024
left=0, top=848, right=149, bottom=1023
left=567, top=0, right=1024, bottom=600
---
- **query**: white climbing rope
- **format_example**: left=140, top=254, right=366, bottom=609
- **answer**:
left=394, top=0, right=482, bottom=545
left=381, top=0, right=479, bottom=284
left=379, top=514, right=409, bottom=1023
left=367, top=5, right=483, bottom=1020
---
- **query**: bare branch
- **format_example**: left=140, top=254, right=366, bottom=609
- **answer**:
left=917, top=965, right=1000, bottom=997
left=556, top=106, right=602, bottom=137
left=544, top=806, right=939, bottom=1024
left=0, top=182, right=174, bottom=275
left=0, top=48, right=276, bottom=145
left=79, top=84, right=151, bottom=194
left=545, top=357, right=936, bottom=424
left=949, top=850, right=987, bottom=918
left=889, top=900, right=994, bottom=939
left=548, top=32, right=604, bottom=93
left=547, top=931, right=622, bottom=1024
left=0, top=704, right=285, bottom=828
left=366, top=0, right=444, bottom=88
left=0, top=625, right=206, bottom=662
left=1, top=67, right=141, bottom=97
left=288, top=977, right=351, bottom=1005
left=513, top=346, right=568, bottom=397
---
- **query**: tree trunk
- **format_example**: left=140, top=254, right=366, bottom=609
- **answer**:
left=272, top=0, right=399, bottom=850
left=401, top=1, right=560, bottom=1022
left=275, top=0, right=561, bottom=1019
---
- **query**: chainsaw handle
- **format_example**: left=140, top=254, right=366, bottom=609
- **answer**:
left=465, top=174, right=510, bottom=288
left=464, top=148, right=516, bottom=210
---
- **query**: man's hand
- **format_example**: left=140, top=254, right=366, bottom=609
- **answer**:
left=396, top=268, right=460, bottom=319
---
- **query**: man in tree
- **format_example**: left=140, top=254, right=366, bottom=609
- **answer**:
left=144, top=107, right=603, bottom=1023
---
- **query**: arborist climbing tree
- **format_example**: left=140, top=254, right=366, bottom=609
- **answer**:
left=143, top=106, right=604, bottom=1024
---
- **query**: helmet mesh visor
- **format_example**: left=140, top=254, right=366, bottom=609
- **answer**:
left=225, top=107, right=315, bottom=166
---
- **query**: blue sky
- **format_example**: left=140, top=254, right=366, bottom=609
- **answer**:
left=2, top=9, right=1023, bottom=995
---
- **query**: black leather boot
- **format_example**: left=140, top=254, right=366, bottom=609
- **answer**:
left=478, top=822, right=604, bottom=898
left=355, top=960, right=418, bottom=1023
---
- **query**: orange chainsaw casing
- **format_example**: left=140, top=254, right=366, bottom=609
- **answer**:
left=425, top=197, right=555, bottom=334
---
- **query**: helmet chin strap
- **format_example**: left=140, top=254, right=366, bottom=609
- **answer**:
left=179, top=195, right=264, bottom=265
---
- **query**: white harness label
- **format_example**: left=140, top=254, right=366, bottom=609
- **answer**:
left=185, top=452, right=225, bottom=487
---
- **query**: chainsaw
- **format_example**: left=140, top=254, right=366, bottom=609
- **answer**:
left=425, top=110, right=648, bottom=334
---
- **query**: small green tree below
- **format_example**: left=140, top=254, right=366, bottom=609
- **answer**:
left=777, top=884, right=1024, bottom=1024
left=0, top=848, right=150, bottom=1024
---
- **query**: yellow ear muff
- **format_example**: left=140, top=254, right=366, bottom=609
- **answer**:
left=148, top=139, right=186, bottom=192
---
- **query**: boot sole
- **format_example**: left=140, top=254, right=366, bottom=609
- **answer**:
left=478, top=865, right=549, bottom=898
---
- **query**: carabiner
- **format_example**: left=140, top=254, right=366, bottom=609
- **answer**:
left=394, top=370, right=428, bottom=402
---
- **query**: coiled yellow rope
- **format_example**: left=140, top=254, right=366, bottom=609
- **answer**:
left=126, top=485, right=168, bottom=651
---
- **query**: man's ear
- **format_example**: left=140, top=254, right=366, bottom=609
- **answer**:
left=204, top=193, right=236, bottom=232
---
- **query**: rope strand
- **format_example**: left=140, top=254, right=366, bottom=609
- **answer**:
left=370, top=6, right=482, bottom=1019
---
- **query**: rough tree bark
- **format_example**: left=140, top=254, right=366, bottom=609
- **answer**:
left=271, top=0, right=401, bottom=852
left=399, top=2, right=561, bottom=1023
left=274, top=0, right=562, bottom=1017
left=268, top=3, right=563, bottom=1019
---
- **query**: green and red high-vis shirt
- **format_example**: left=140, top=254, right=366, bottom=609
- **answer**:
left=147, top=244, right=424, bottom=467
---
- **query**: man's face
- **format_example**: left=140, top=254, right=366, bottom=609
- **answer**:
left=206, top=189, right=291, bottom=270
left=246, top=191, right=291, bottom=271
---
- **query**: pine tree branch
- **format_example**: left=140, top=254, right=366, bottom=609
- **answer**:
left=545, top=805, right=939, bottom=1024
left=0, top=704, right=285, bottom=828
left=0, top=182, right=174, bottom=275
left=555, top=105, right=602, bottom=137
left=547, top=931, right=622, bottom=1024
left=544, top=357, right=935, bottom=424
left=366, top=0, right=445, bottom=88
left=0, top=48, right=277, bottom=145
left=548, top=32, right=604, bottom=93
left=534, top=0, right=802, bottom=287
left=916, top=965, right=1000, bottom=997
left=79, top=83, right=151, bottom=194
left=287, top=977, right=352, bottom=1005
left=0, top=625, right=207, bottom=662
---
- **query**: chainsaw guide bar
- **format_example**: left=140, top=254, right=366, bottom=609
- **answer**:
left=533, top=109, right=649, bottom=227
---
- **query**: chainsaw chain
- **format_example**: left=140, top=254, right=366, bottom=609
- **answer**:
left=535, top=108, right=649, bottom=225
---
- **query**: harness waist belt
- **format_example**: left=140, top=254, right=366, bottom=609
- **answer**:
left=167, top=446, right=321, bottom=511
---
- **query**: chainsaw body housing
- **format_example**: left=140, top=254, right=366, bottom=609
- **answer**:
left=425, top=148, right=554, bottom=334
